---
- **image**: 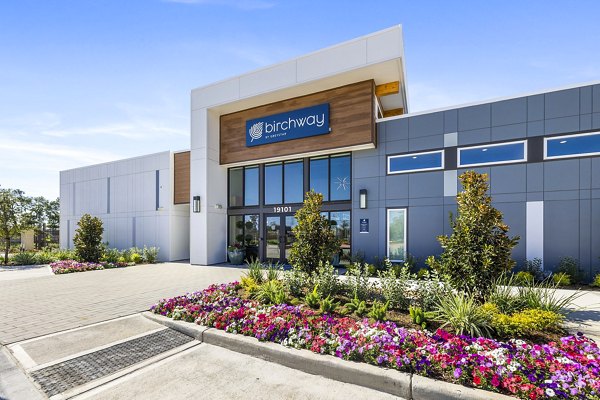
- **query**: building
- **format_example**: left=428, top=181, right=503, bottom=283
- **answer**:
left=60, top=25, right=600, bottom=279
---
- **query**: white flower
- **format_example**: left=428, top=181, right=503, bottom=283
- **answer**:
left=545, top=388, right=555, bottom=397
left=587, top=354, right=595, bottom=360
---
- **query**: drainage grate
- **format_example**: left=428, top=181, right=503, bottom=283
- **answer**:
left=30, top=328, right=193, bottom=397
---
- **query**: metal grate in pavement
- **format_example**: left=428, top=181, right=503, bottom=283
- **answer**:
left=30, top=328, right=193, bottom=397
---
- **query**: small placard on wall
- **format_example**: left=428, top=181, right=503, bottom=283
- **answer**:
left=359, top=218, right=369, bottom=233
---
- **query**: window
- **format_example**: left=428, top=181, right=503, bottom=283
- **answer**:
left=284, top=160, right=304, bottom=203
left=545, top=131, right=600, bottom=160
left=228, top=214, right=259, bottom=260
left=244, top=167, right=259, bottom=206
left=458, top=141, right=526, bottom=167
left=330, top=154, right=351, bottom=201
left=229, top=168, right=243, bottom=207
left=387, top=150, right=444, bottom=174
left=228, top=166, right=259, bottom=207
left=264, top=163, right=282, bottom=205
left=321, top=210, right=351, bottom=265
left=310, top=157, right=329, bottom=200
left=387, top=209, right=406, bottom=262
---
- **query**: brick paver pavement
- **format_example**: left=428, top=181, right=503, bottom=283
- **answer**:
left=0, top=263, right=244, bottom=344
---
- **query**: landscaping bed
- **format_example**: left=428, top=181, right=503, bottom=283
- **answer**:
left=151, top=281, right=600, bottom=400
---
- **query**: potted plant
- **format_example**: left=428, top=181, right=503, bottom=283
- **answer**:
left=227, top=242, right=245, bottom=265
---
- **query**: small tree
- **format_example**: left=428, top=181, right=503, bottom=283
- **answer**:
left=426, top=171, right=519, bottom=299
left=0, top=189, right=31, bottom=264
left=73, top=214, right=104, bottom=262
left=288, top=190, right=340, bottom=273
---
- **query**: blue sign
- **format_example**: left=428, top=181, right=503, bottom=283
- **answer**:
left=246, top=103, right=330, bottom=147
left=360, top=218, right=369, bottom=233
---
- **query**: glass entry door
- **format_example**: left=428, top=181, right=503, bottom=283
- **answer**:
left=264, top=214, right=297, bottom=264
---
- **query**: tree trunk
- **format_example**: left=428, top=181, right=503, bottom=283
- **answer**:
left=4, top=237, right=9, bottom=265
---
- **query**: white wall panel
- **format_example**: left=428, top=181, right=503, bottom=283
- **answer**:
left=526, top=201, right=544, bottom=268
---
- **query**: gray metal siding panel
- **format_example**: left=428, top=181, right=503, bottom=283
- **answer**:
left=408, top=112, right=444, bottom=138
left=580, top=86, right=593, bottom=115
left=527, top=95, right=544, bottom=121
left=491, top=123, right=527, bottom=141
left=545, top=88, right=580, bottom=119
left=544, top=115, right=580, bottom=135
left=544, top=200, right=580, bottom=272
left=385, top=118, right=409, bottom=141
left=407, top=206, right=444, bottom=260
left=408, top=135, right=443, bottom=152
left=544, top=160, right=580, bottom=192
left=444, top=110, right=458, bottom=133
left=593, top=85, right=600, bottom=113
left=494, top=202, right=526, bottom=263
left=527, top=120, right=545, bottom=137
left=492, top=98, right=527, bottom=126
left=408, top=172, right=443, bottom=198
left=490, top=164, right=526, bottom=194
left=458, top=104, right=491, bottom=131
left=458, top=128, right=491, bottom=146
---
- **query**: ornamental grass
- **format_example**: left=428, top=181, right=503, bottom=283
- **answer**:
left=151, top=282, right=600, bottom=400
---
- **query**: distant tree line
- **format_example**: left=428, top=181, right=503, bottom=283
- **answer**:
left=0, top=187, right=59, bottom=264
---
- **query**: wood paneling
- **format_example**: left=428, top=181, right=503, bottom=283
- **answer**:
left=220, top=80, right=375, bottom=165
left=383, top=108, right=404, bottom=118
left=375, top=81, right=399, bottom=97
left=174, top=151, right=190, bottom=204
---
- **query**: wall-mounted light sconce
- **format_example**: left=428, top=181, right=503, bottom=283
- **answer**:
left=359, top=189, right=367, bottom=209
left=214, top=204, right=223, bottom=209
left=193, top=196, right=201, bottom=213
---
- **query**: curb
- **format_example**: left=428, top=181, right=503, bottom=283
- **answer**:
left=142, top=312, right=513, bottom=400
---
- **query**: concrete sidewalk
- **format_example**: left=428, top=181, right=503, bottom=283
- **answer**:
left=0, top=262, right=244, bottom=344
left=560, top=287, right=600, bottom=342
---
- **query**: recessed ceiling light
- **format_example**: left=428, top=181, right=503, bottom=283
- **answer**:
left=559, top=140, right=567, bottom=144
left=482, top=148, right=488, bottom=152
left=412, top=156, right=417, bottom=159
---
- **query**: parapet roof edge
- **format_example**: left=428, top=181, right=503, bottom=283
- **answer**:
left=378, top=79, right=600, bottom=123
left=190, top=25, right=404, bottom=95
left=59, top=150, right=178, bottom=173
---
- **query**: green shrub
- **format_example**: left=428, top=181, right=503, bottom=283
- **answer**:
left=592, top=274, right=600, bottom=288
left=319, top=295, right=338, bottom=313
left=556, top=257, right=581, bottom=283
left=345, top=262, right=373, bottom=301
left=515, top=271, right=534, bottom=285
left=378, top=266, right=410, bottom=310
left=53, top=248, right=78, bottom=261
left=34, top=251, right=55, bottom=265
left=244, top=258, right=264, bottom=284
left=432, top=291, right=492, bottom=337
left=552, top=272, right=571, bottom=286
left=253, top=280, right=286, bottom=305
left=305, top=285, right=321, bottom=309
left=523, top=258, right=544, bottom=281
left=283, top=267, right=310, bottom=297
left=426, top=171, right=519, bottom=300
left=345, top=293, right=367, bottom=317
left=265, top=262, right=282, bottom=281
left=241, top=276, right=259, bottom=295
left=73, top=214, right=104, bottom=262
left=410, top=270, right=452, bottom=312
left=516, top=280, right=582, bottom=315
left=130, top=253, right=142, bottom=264
left=102, top=248, right=122, bottom=264
left=288, top=190, right=340, bottom=273
left=487, top=273, right=524, bottom=314
left=142, top=246, right=159, bottom=264
left=416, top=268, right=429, bottom=280
left=368, top=300, right=389, bottom=321
left=312, top=261, right=341, bottom=297
left=409, top=306, right=433, bottom=328
left=11, top=252, right=38, bottom=265
left=491, top=309, right=564, bottom=337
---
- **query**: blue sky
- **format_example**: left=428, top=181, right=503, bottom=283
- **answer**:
left=1, top=0, right=599, bottom=199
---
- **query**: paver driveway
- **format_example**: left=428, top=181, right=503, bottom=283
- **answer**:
left=0, top=263, right=244, bottom=344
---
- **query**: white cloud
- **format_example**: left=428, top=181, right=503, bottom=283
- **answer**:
left=164, top=0, right=275, bottom=10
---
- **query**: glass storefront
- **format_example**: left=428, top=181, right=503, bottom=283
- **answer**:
left=227, top=153, right=351, bottom=264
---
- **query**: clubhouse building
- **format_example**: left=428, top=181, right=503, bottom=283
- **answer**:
left=60, top=26, right=600, bottom=279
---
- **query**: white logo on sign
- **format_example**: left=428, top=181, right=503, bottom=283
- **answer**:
left=249, top=122, right=264, bottom=142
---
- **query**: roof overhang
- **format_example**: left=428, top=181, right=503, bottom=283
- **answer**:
left=191, top=25, right=409, bottom=116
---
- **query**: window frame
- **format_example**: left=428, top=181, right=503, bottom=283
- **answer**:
left=386, top=208, right=407, bottom=263
left=387, top=150, right=445, bottom=175
left=544, top=131, right=600, bottom=160
left=457, top=140, right=527, bottom=168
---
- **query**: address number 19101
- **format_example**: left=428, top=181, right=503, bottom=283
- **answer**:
left=273, top=206, right=293, bottom=213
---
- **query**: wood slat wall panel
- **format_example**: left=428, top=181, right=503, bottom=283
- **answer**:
left=220, top=80, right=375, bottom=165
left=173, top=151, right=190, bottom=204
